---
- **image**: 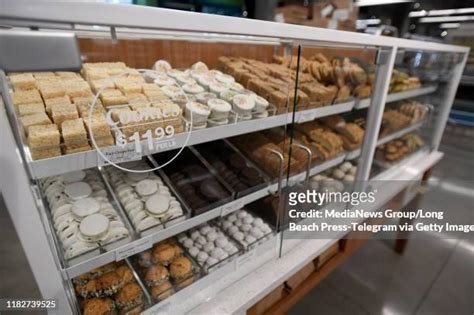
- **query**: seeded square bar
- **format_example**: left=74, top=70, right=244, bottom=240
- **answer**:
left=115, top=80, right=142, bottom=94
left=55, top=72, right=80, bottom=79
left=90, top=79, right=115, bottom=93
left=44, top=95, right=71, bottom=114
left=61, top=118, right=88, bottom=144
left=17, top=102, right=45, bottom=117
left=65, top=82, right=93, bottom=98
left=83, top=115, right=112, bottom=137
left=102, top=95, right=129, bottom=107
left=12, top=90, right=43, bottom=107
left=94, top=134, right=115, bottom=147
left=142, top=83, right=161, bottom=92
left=51, top=104, right=79, bottom=128
left=28, top=124, right=60, bottom=148
left=9, top=73, right=37, bottom=90
left=20, top=112, right=52, bottom=135
left=39, top=84, right=66, bottom=99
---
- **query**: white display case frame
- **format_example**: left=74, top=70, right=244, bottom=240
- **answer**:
left=0, top=1, right=469, bottom=314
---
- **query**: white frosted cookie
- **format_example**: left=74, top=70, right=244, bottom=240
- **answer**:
left=209, top=82, right=228, bottom=95
left=182, top=83, right=205, bottom=95
left=126, top=172, right=149, bottom=182
left=154, top=75, right=177, bottom=87
left=232, top=94, right=255, bottom=116
left=61, top=170, right=86, bottom=184
left=207, top=99, right=231, bottom=121
left=216, top=73, right=235, bottom=84
left=191, top=61, right=209, bottom=72
left=79, top=213, right=110, bottom=240
left=64, top=182, right=92, bottom=200
left=153, top=60, right=172, bottom=73
left=176, top=75, right=196, bottom=86
left=253, top=95, right=269, bottom=113
left=161, top=85, right=185, bottom=99
left=229, top=82, right=244, bottom=92
left=219, top=90, right=237, bottom=103
left=167, top=68, right=184, bottom=79
left=198, top=75, right=218, bottom=90
left=135, top=179, right=158, bottom=196
left=72, top=197, right=100, bottom=220
left=145, top=193, right=170, bottom=216
left=196, top=92, right=217, bottom=104
left=185, top=101, right=210, bottom=125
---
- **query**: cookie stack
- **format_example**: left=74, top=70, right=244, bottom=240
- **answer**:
left=73, top=262, right=145, bottom=315
left=296, top=122, right=344, bottom=161
left=136, top=239, right=195, bottom=301
left=104, top=160, right=185, bottom=233
left=218, top=209, right=273, bottom=249
left=40, top=170, right=129, bottom=260
left=178, top=223, right=240, bottom=271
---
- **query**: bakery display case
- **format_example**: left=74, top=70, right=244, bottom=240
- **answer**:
left=0, top=1, right=469, bottom=314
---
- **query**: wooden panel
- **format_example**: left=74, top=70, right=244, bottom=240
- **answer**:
left=78, top=38, right=275, bottom=69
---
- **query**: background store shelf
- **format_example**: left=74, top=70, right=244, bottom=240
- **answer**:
left=27, top=85, right=433, bottom=180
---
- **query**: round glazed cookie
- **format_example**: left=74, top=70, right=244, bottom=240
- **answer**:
left=126, top=172, right=149, bottom=182
left=208, top=70, right=223, bottom=77
left=145, top=194, right=170, bottom=216
left=233, top=231, right=244, bottom=241
left=252, top=95, right=269, bottom=113
left=229, top=82, right=245, bottom=92
left=190, top=69, right=207, bottom=80
left=167, top=68, right=185, bottom=79
left=232, top=94, right=255, bottom=116
left=182, top=83, right=205, bottom=95
left=154, top=75, right=177, bottom=87
left=209, top=82, right=229, bottom=95
left=207, top=99, right=231, bottom=120
left=196, top=92, right=217, bottom=104
left=197, top=251, right=208, bottom=262
left=215, top=237, right=228, bottom=248
left=198, top=76, right=218, bottom=90
left=203, top=242, right=215, bottom=252
left=176, top=75, right=196, bottom=86
left=340, top=162, right=352, bottom=172
left=220, top=90, right=238, bottom=103
left=153, top=60, right=172, bottom=73
left=71, top=198, right=101, bottom=220
left=206, top=232, right=218, bottom=242
left=190, top=231, right=200, bottom=240
left=64, top=182, right=92, bottom=200
left=161, top=85, right=185, bottom=99
left=183, top=238, right=194, bottom=248
left=206, top=257, right=218, bottom=267
left=135, top=179, right=158, bottom=196
left=189, top=247, right=199, bottom=257
left=184, top=101, right=211, bottom=125
left=79, top=213, right=110, bottom=241
left=215, top=73, right=235, bottom=84
left=60, top=170, right=86, bottom=184
left=191, top=61, right=209, bottom=72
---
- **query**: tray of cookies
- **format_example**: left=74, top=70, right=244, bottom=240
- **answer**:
left=132, top=238, right=201, bottom=303
left=191, top=139, right=271, bottom=198
left=177, top=222, right=242, bottom=272
left=216, top=209, right=274, bottom=251
left=374, top=133, right=425, bottom=167
left=146, top=60, right=277, bottom=130
left=38, top=169, right=133, bottom=266
left=152, top=148, right=235, bottom=216
left=101, top=158, right=189, bottom=236
left=70, top=260, right=149, bottom=315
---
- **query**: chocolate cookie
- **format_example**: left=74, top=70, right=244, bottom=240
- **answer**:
left=200, top=179, right=228, bottom=201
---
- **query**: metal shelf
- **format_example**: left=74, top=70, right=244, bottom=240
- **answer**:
left=385, top=85, right=438, bottom=103
left=27, top=101, right=355, bottom=179
left=60, top=156, right=345, bottom=278
left=377, top=121, right=424, bottom=146
left=343, top=121, right=425, bottom=161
